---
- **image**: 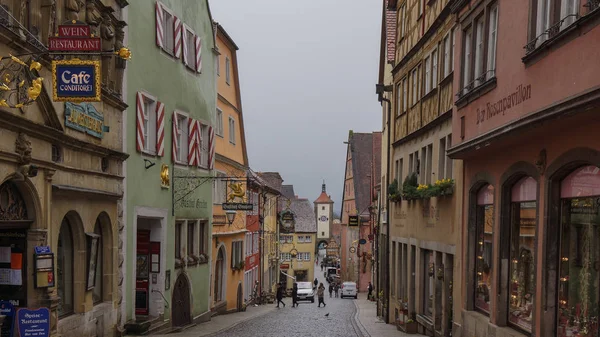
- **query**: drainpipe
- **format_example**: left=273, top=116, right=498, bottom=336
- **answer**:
left=376, top=83, right=392, bottom=324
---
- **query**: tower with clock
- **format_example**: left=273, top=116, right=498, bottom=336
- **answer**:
left=313, top=181, right=334, bottom=257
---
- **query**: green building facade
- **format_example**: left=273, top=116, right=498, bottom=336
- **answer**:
left=123, top=0, right=216, bottom=332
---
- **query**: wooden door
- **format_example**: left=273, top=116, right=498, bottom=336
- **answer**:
left=172, top=274, right=191, bottom=327
left=237, top=283, right=243, bottom=311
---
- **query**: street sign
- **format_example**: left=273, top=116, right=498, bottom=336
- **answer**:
left=48, top=23, right=101, bottom=51
left=34, top=246, right=51, bottom=255
left=222, top=203, right=253, bottom=211
left=52, top=59, right=101, bottom=102
left=359, top=239, right=367, bottom=245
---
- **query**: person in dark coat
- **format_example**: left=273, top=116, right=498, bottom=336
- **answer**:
left=367, top=282, right=373, bottom=300
left=328, top=283, right=334, bottom=298
left=317, top=283, right=326, bottom=307
left=313, top=278, right=318, bottom=290
left=276, top=283, right=286, bottom=308
left=292, top=282, right=299, bottom=307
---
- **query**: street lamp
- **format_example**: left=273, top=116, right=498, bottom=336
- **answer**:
left=225, top=210, right=236, bottom=226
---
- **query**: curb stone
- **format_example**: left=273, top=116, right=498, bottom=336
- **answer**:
left=352, top=299, right=370, bottom=337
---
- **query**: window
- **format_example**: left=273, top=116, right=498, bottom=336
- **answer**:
left=199, top=221, right=207, bottom=255
left=52, top=144, right=62, bottom=162
left=58, top=218, right=74, bottom=317
left=424, top=56, right=431, bottom=93
left=442, top=34, right=452, bottom=78
left=432, top=48, right=438, bottom=87
left=142, top=95, right=157, bottom=154
left=508, top=177, right=537, bottom=333
left=462, top=27, right=473, bottom=92
left=175, top=112, right=188, bottom=164
left=225, top=56, right=231, bottom=84
left=451, top=28, right=456, bottom=72
left=322, top=231, right=325, bottom=236
left=199, top=122, right=209, bottom=168
left=438, top=136, right=453, bottom=180
left=474, top=17, right=485, bottom=86
left=246, top=233, right=252, bottom=257
left=556, top=166, right=600, bottom=337
left=420, top=147, right=427, bottom=184
left=322, top=206, right=325, bottom=210
left=231, top=241, right=243, bottom=268
left=280, top=252, right=291, bottom=261
left=411, top=67, right=419, bottom=106
left=392, top=243, right=396, bottom=296
left=253, top=233, right=259, bottom=254
left=216, top=55, right=220, bottom=76
left=159, top=4, right=175, bottom=54
left=212, top=172, right=226, bottom=205
left=461, top=5, right=498, bottom=95
left=475, top=184, right=494, bottom=314
left=188, top=221, right=197, bottom=257
left=409, top=153, right=414, bottom=175
left=418, top=0, right=424, bottom=16
left=183, top=25, right=196, bottom=70
left=216, top=108, right=223, bottom=136
left=175, top=222, right=183, bottom=260
left=298, top=252, right=311, bottom=261
left=401, top=77, right=408, bottom=113
left=426, top=144, right=433, bottom=184
left=93, top=219, right=103, bottom=304
left=487, top=5, right=498, bottom=79
left=298, top=235, right=305, bottom=243
left=304, top=235, right=312, bottom=243
left=228, top=116, right=236, bottom=144
left=423, top=250, right=434, bottom=317
left=396, top=83, right=402, bottom=116
left=400, top=5, right=406, bottom=37
left=532, top=0, right=579, bottom=48
left=398, top=158, right=404, bottom=183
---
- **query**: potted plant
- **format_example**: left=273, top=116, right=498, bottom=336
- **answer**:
left=405, top=312, right=418, bottom=334
left=388, top=179, right=402, bottom=202
left=401, top=173, right=420, bottom=200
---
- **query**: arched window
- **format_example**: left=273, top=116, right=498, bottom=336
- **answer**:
left=508, top=177, right=537, bottom=332
left=58, top=218, right=74, bottom=316
left=93, top=218, right=103, bottom=304
left=475, top=184, right=494, bottom=314
left=214, top=247, right=225, bottom=302
left=557, top=166, right=600, bottom=336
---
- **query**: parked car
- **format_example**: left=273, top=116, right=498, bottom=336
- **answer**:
left=324, top=267, right=337, bottom=280
left=340, top=281, right=358, bottom=299
left=296, top=282, right=315, bottom=303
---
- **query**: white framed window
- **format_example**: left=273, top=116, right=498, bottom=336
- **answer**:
left=560, top=0, right=579, bottom=28
left=451, top=28, right=456, bottom=72
left=424, top=56, right=431, bottom=93
left=175, top=111, right=189, bottom=164
left=443, top=34, right=451, bottom=78
left=396, top=83, right=402, bottom=116
left=432, top=48, right=438, bottom=86
left=462, top=27, right=473, bottom=91
left=182, top=24, right=197, bottom=71
left=212, top=171, right=227, bottom=205
left=225, top=56, right=231, bottom=85
left=199, top=122, right=209, bottom=168
left=280, top=253, right=291, bottom=261
left=199, top=220, right=208, bottom=255
left=228, top=116, right=236, bottom=144
left=216, top=55, right=220, bottom=76
left=402, top=77, right=408, bottom=112
left=304, top=235, right=312, bottom=243
left=245, top=233, right=252, bottom=257
left=411, top=67, right=419, bottom=106
left=487, top=5, right=498, bottom=80
left=400, top=5, right=406, bottom=37
left=140, top=93, right=157, bottom=155
left=231, top=241, right=243, bottom=268
left=298, top=236, right=305, bottom=243
left=474, top=18, right=485, bottom=86
left=216, top=108, right=224, bottom=136
left=159, top=3, right=175, bottom=55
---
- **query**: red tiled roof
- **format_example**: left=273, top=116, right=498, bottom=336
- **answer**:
left=314, top=192, right=333, bottom=204
left=386, top=0, right=396, bottom=63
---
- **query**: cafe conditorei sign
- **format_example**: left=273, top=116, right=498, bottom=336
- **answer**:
left=52, top=59, right=101, bottom=102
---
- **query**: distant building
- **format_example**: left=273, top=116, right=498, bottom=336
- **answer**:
left=313, top=181, right=334, bottom=256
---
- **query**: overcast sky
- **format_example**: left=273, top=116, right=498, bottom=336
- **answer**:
left=210, top=0, right=382, bottom=213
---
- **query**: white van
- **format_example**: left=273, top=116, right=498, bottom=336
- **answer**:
left=341, top=281, right=358, bottom=299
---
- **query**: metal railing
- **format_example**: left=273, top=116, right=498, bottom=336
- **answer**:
left=524, top=14, right=579, bottom=54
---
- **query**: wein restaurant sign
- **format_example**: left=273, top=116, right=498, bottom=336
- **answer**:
left=475, top=84, right=532, bottom=124
left=48, top=23, right=101, bottom=51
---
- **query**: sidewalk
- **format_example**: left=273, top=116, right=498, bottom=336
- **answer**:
left=152, top=304, right=275, bottom=337
left=353, top=295, right=426, bottom=337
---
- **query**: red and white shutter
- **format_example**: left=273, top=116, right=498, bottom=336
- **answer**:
left=172, top=112, right=179, bottom=163
left=182, top=28, right=189, bottom=66
left=196, top=122, right=203, bottom=168
left=173, top=16, right=182, bottom=58
left=155, top=2, right=164, bottom=49
left=155, top=101, right=165, bottom=156
left=194, top=35, right=202, bottom=73
left=135, top=92, right=145, bottom=152
left=208, top=126, right=215, bottom=169
left=188, top=118, right=198, bottom=166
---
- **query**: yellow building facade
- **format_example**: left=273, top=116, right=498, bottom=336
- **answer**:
left=211, top=24, right=250, bottom=314
left=278, top=197, right=317, bottom=290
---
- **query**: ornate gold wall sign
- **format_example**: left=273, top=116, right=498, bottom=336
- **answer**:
left=160, top=164, right=169, bottom=188
left=64, top=102, right=107, bottom=138
left=52, top=59, right=101, bottom=102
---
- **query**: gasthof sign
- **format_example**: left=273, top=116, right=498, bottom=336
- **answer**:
left=52, top=59, right=101, bottom=102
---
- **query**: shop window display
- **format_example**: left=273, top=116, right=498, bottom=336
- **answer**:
left=508, top=177, right=537, bottom=332
left=475, top=184, right=494, bottom=313
left=557, top=166, right=600, bottom=337
left=423, top=250, right=434, bottom=317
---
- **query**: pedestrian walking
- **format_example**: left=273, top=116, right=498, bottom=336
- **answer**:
left=313, top=277, right=318, bottom=289
left=320, top=262, right=324, bottom=271
left=276, top=283, right=286, bottom=308
left=292, top=283, right=299, bottom=308
left=317, top=283, right=326, bottom=307
left=328, top=283, right=333, bottom=298
left=367, top=282, right=373, bottom=300
left=334, top=282, right=339, bottom=298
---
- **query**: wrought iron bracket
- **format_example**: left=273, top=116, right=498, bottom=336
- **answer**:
left=171, top=175, right=249, bottom=216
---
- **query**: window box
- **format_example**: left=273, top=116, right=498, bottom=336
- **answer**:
left=388, top=179, right=403, bottom=203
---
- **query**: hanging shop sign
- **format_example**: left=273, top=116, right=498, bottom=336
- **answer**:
left=279, top=209, right=296, bottom=233
left=48, top=22, right=101, bottom=52
left=64, top=102, right=108, bottom=138
left=17, top=307, right=50, bottom=337
left=52, top=59, right=101, bottom=102
left=348, top=215, right=359, bottom=226
left=222, top=203, right=253, bottom=211
left=280, top=264, right=289, bottom=269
